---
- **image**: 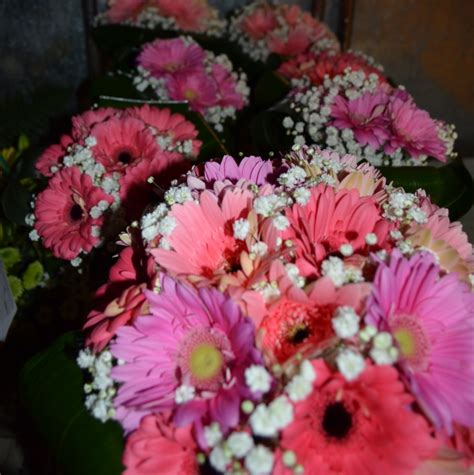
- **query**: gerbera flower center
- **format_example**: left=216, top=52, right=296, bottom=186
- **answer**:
left=69, top=204, right=84, bottom=221
left=391, top=315, right=430, bottom=370
left=178, top=328, right=233, bottom=391
left=322, top=401, right=353, bottom=440
left=117, top=150, right=133, bottom=164
left=189, top=343, right=223, bottom=382
left=287, top=323, right=311, bottom=345
left=184, top=89, right=198, bottom=101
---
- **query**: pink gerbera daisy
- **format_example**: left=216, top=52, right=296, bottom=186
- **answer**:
left=110, top=276, right=262, bottom=432
left=275, top=360, right=438, bottom=475
left=211, top=63, right=246, bottom=110
left=366, top=251, right=474, bottom=433
left=127, top=105, right=202, bottom=156
left=166, top=72, right=217, bottom=114
left=137, top=38, right=205, bottom=79
left=385, top=95, right=447, bottom=161
left=283, top=184, right=391, bottom=277
left=35, top=134, right=73, bottom=177
left=71, top=107, right=118, bottom=142
left=123, top=413, right=198, bottom=475
left=241, top=5, right=277, bottom=40
left=156, top=0, right=210, bottom=31
left=34, top=167, right=114, bottom=260
left=106, top=0, right=149, bottom=23
left=259, top=274, right=369, bottom=363
left=91, top=116, right=161, bottom=173
left=331, top=90, right=390, bottom=149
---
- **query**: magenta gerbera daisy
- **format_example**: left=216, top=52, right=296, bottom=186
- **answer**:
left=366, top=251, right=474, bottom=433
left=137, top=38, right=205, bottom=79
left=110, top=276, right=262, bottom=432
left=33, top=166, right=114, bottom=260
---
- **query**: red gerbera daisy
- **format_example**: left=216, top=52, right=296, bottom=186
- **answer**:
left=34, top=166, right=114, bottom=260
left=276, top=360, right=438, bottom=475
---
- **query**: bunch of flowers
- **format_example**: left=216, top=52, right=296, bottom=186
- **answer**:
left=133, top=37, right=250, bottom=133
left=78, top=147, right=474, bottom=474
left=28, top=104, right=202, bottom=264
left=282, top=69, right=457, bottom=166
left=96, top=0, right=226, bottom=37
left=278, top=50, right=386, bottom=86
left=229, top=1, right=340, bottom=63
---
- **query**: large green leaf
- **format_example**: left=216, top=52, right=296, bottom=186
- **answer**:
left=19, top=332, right=124, bottom=475
left=95, top=93, right=228, bottom=160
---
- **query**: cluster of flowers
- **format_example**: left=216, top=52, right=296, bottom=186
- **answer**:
left=78, top=147, right=474, bottom=474
left=282, top=66, right=457, bottom=166
left=133, top=37, right=250, bottom=133
left=228, top=1, right=340, bottom=63
left=29, top=105, right=202, bottom=264
left=97, top=0, right=226, bottom=37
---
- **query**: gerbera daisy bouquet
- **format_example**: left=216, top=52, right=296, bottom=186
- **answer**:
left=228, top=1, right=340, bottom=63
left=132, top=37, right=250, bottom=133
left=281, top=68, right=457, bottom=166
left=77, top=146, right=474, bottom=474
left=96, top=0, right=226, bottom=37
left=27, top=104, right=202, bottom=264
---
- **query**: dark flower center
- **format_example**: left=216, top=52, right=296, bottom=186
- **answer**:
left=322, top=402, right=353, bottom=439
left=287, top=324, right=311, bottom=345
left=69, top=204, right=83, bottom=221
left=118, top=151, right=133, bottom=164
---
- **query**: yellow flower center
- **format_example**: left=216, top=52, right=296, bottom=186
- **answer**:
left=184, top=89, right=198, bottom=101
left=393, top=328, right=416, bottom=359
left=189, top=343, right=223, bottom=381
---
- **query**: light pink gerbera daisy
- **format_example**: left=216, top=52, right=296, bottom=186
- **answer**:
left=385, top=95, right=447, bottom=161
left=35, top=134, right=73, bottom=177
left=110, top=276, right=263, bottom=432
left=241, top=5, right=277, bottom=39
left=366, top=251, right=474, bottom=433
left=71, top=107, right=118, bottom=142
left=166, top=72, right=217, bottom=114
left=137, top=38, right=205, bottom=79
left=91, top=116, right=161, bottom=173
left=274, top=360, right=438, bottom=475
left=283, top=184, right=391, bottom=277
left=34, top=167, right=114, bottom=260
left=127, top=105, right=202, bottom=156
left=331, top=90, right=390, bottom=149
left=123, top=413, right=198, bottom=475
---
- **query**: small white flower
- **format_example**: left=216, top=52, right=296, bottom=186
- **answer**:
left=245, top=445, right=274, bottom=475
left=370, top=347, right=398, bottom=365
left=245, top=365, right=272, bottom=394
left=299, top=360, right=317, bottom=382
left=339, top=243, right=353, bottom=257
left=226, top=431, right=254, bottom=458
left=273, top=215, right=289, bottom=230
left=293, top=187, right=311, bottom=205
left=373, top=331, right=393, bottom=350
left=249, top=404, right=277, bottom=437
left=282, top=450, right=297, bottom=467
left=209, top=445, right=230, bottom=472
left=204, top=422, right=222, bottom=448
left=359, top=325, right=377, bottom=342
left=71, top=257, right=82, bottom=267
left=332, top=306, right=360, bottom=339
left=336, top=349, right=365, bottom=381
left=250, top=241, right=268, bottom=257
left=285, top=375, right=313, bottom=402
left=174, top=385, right=195, bottom=404
left=365, top=232, right=378, bottom=245
left=321, top=256, right=346, bottom=287
left=283, top=116, right=294, bottom=129
left=268, top=396, right=293, bottom=429
left=77, top=349, right=95, bottom=369
left=29, top=229, right=40, bottom=241
left=233, top=218, right=250, bottom=240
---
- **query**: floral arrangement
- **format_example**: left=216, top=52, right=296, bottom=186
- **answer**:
left=229, top=1, right=340, bottom=63
left=278, top=50, right=386, bottom=86
left=77, top=147, right=474, bottom=474
left=96, top=0, right=226, bottom=37
left=28, top=104, right=202, bottom=264
left=281, top=69, right=457, bottom=166
left=133, top=37, right=250, bottom=132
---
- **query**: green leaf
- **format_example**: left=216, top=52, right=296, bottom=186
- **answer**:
left=95, top=94, right=228, bottom=160
left=379, top=157, right=473, bottom=219
left=19, top=332, right=124, bottom=475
